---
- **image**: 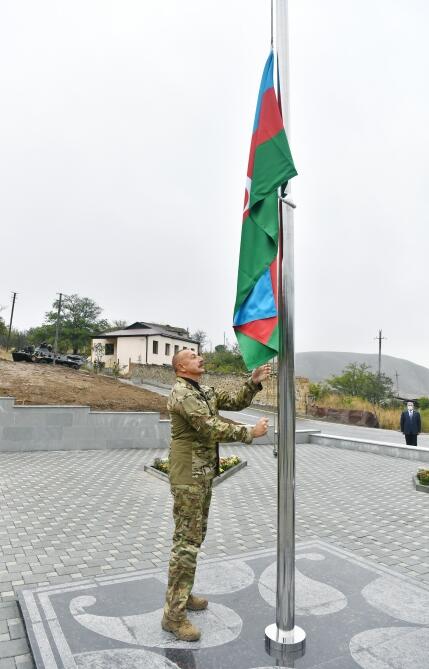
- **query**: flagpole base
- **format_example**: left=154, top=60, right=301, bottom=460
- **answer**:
left=265, top=623, right=306, bottom=657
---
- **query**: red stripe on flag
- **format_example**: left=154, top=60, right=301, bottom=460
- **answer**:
left=236, top=316, right=278, bottom=345
left=246, top=134, right=257, bottom=181
left=247, top=88, right=284, bottom=178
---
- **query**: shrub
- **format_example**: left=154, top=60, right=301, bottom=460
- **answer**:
left=111, top=360, right=126, bottom=378
left=309, top=382, right=330, bottom=401
left=417, top=397, right=429, bottom=410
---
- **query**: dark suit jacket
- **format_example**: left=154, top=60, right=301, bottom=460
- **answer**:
left=400, top=410, right=421, bottom=434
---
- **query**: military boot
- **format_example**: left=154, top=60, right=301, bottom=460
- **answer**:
left=186, top=594, right=208, bottom=611
left=161, top=615, right=201, bottom=642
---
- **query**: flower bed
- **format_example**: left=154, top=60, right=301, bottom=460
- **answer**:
left=145, top=455, right=246, bottom=487
left=153, top=455, right=241, bottom=475
left=416, top=468, right=429, bottom=486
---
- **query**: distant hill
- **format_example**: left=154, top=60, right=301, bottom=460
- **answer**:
left=296, top=351, right=429, bottom=398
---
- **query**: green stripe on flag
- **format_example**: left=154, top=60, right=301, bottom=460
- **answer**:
left=234, top=194, right=278, bottom=312
left=250, top=130, right=297, bottom=208
left=235, top=324, right=279, bottom=369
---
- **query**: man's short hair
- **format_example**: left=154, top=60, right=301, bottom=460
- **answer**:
left=172, top=350, right=185, bottom=373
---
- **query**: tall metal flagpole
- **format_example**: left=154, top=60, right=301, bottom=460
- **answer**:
left=265, top=0, right=306, bottom=657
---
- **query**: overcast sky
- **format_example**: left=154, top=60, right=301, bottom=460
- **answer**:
left=1, top=1, right=428, bottom=367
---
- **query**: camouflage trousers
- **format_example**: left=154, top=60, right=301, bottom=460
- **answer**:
left=164, top=479, right=213, bottom=621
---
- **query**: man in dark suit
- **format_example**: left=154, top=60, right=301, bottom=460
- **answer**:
left=400, top=401, right=421, bottom=446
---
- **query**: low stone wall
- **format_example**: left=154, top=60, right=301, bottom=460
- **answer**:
left=0, top=396, right=317, bottom=452
left=0, top=397, right=171, bottom=452
left=307, top=405, right=379, bottom=428
left=129, top=363, right=310, bottom=413
left=129, top=363, right=176, bottom=387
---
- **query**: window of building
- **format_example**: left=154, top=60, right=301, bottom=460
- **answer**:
left=153, top=340, right=158, bottom=354
left=183, top=346, right=187, bottom=350
left=105, top=343, right=114, bottom=355
left=165, top=343, right=170, bottom=356
left=190, top=348, right=195, bottom=351
left=174, top=345, right=179, bottom=354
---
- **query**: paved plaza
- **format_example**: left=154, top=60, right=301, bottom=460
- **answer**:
left=1, top=442, right=429, bottom=667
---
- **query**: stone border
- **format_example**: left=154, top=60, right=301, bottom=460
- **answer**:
left=144, top=460, right=247, bottom=486
left=309, top=432, right=429, bottom=463
left=413, top=474, right=429, bottom=493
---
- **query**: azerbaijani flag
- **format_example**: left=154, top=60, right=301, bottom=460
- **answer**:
left=233, top=51, right=297, bottom=369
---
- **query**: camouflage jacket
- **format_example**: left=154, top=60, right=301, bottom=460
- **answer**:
left=167, top=376, right=262, bottom=485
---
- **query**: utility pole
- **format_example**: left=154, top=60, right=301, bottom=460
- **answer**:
left=6, top=292, right=17, bottom=351
left=374, top=329, right=386, bottom=377
left=52, top=293, right=63, bottom=366
left=395, top=370, right=399, bottom=396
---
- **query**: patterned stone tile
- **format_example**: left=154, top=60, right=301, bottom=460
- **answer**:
left=1, top=442, right=428, bottom=666
left=18, top=541, right=429, bottom=668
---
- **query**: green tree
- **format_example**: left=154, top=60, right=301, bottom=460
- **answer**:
left=328, top=363, right=393, bottom=405
left=362, top=372, right=394, bottom=405
left=0, top=306, right=7, bottom=338
left=27, top=324, right=57, bottom=347
left=42, top=294, right=109, bottom=354
left=203, top=346, right=246, bottom=373
left=2, top=328, right=30, bottom=350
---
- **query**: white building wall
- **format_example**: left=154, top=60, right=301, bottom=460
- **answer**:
left=91, top=334, right=199, bottom=373
left=146, top=335, right=198, bottom=365
left=116, top=337, right=148, bottom=372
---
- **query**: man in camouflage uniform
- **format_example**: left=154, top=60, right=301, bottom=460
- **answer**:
left=161, top=348, right=270, bottom=641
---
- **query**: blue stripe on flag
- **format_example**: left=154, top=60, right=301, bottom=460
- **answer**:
left=252, top=51, right=275, bottom=133
left=233, top=268, right=277, bottom=326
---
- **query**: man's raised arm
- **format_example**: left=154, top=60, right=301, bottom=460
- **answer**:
left=178, top=393, right=270, bottom=444
left=215, top=364, right=271, bottom=411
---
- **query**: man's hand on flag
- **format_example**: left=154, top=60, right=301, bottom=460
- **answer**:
left=251, top=363, right=271, bottom=384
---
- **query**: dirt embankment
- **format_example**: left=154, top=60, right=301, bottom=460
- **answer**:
left=0, top=359, right=168, bottom=415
